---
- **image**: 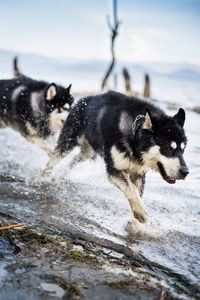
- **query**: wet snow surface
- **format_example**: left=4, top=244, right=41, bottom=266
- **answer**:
left=0, top=92, right=200, bottom=298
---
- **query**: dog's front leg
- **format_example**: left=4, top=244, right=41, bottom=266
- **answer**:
left=42, top=150, right=61, bottom=176
left=130, top=174, right=146, bottom=197
left=26, top=136, right=61, bottom=176
left=107, top=169, right=148, bottom=223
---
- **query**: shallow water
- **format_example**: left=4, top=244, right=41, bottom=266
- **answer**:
left=0, top=97, right=200, bottom=298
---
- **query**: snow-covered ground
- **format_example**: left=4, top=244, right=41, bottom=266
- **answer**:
left=0, top=51, right=200, bottom=298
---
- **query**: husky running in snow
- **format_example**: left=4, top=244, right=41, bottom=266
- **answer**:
left=0, top=58, right=74, bottom=155
left=44, top=91, right=189, bottom=224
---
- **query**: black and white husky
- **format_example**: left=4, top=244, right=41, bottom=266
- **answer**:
left=0, top=75, right=73, bottom=154
left=45, top=91, right=189, bottom=224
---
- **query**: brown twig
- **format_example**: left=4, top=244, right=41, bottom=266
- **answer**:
left=101, top=0, right=121, bottom=90
left=0, top=223, right=25, bottom=231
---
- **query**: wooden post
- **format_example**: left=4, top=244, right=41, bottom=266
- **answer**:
left=143, top=73, right=151, bottom=99
left=122, top=67, right=132, bottom=95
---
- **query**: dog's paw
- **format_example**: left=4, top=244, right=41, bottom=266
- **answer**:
left=126, top=218, right=144, bottom=236
left=41, top=168, right=52, bottom=178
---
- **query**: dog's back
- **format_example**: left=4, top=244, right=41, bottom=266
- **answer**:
left=57, top=91, right=163, bottom=155
left=0, top=78, right=49, bottom=129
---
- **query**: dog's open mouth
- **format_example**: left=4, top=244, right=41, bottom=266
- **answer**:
left=157, top=162, right=176, bottom=184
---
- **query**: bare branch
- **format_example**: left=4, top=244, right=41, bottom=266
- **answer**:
left=101, top=0, right=121, bottom=91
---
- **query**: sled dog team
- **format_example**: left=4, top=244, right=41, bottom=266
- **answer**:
left=0, top=58, right=189, bottom=225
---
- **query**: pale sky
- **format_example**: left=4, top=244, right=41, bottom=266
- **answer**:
left=0, top=0, right=199, bottom=64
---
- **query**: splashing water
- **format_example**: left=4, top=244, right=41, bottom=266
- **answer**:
left=0, top=92, right=200, bottom=298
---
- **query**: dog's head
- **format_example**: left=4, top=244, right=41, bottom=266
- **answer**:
left=45, top=83, right=74, bottom=133
left=137, top=108, right=189, bottom=183
left=45, top=83, right=74, bottom=112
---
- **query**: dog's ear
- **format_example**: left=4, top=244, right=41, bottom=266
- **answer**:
left=46, top=83, right=57, bottom=101
left=66, top=84, right=72, bottom=93
left=142, top=110, right=152, bottom=130
left=173, top=108, right=185, bottom=127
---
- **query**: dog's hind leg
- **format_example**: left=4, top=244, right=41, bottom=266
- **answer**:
left=26, top=136, right=59, bottom=177
left=27, top=136, right=53, bottom=153
left=68, top=137, right=95, bottom=169
left=107, top=168, right=148, bottom=223
left=41, top=130, right=76, bottom=176
left=43, top=102, right=86, bottom=176
left=42, top=136, right=78, bottom=176
left=42, top=150, right=62, bottom=177
left=42, top=139, right=93, bottom=176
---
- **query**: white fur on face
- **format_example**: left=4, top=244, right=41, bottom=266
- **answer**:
left=171, top=141, right=177, bottom=150
left=64, top=103, right=70, bottom=110
left=49, top=109, right=68, bottom=133
left=111, top=146, right=147, bottom=175
left=46, top=85, right=57, bottom=101
left=142, top=145, right=181, bottom=178
left=11, top=85, right=26, bottom=101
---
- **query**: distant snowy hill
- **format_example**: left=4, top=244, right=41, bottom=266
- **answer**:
left=168, top=68, right=200, bottom=81
left=1, top=49, right=200, bottom=81
left=0, top=49, right=199, bottom=106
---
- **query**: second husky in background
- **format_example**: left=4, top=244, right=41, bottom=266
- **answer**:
left=0, top=57, right=74, bottom=154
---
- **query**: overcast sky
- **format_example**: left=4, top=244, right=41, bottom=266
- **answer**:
left=0, top=0, right=199, bottom=64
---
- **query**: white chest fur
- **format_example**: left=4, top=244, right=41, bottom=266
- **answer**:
left=111, top=146, right=146, bottom=175
left=49, top=109, right=69, bottom=133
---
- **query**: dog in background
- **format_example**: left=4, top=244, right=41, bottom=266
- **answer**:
left=44, top=91, right=189, bottom=224
left=0, top=57, right=74, bottom=155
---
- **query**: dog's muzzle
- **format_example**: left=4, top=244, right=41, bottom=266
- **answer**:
left=158, top=162, right=189, bottom=184
left=158, top=162, right=176, bottom=184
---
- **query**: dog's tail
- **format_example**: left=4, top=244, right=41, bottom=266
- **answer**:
left=13, top=56, right=22, bottom=78
left=56, top=99, right=87, bottom=156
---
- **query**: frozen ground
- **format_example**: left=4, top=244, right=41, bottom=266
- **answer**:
left=0, top=62, right=200, bottom=299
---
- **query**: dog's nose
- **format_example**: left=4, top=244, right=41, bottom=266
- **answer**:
left=179, top=166, right=189, bottom=178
